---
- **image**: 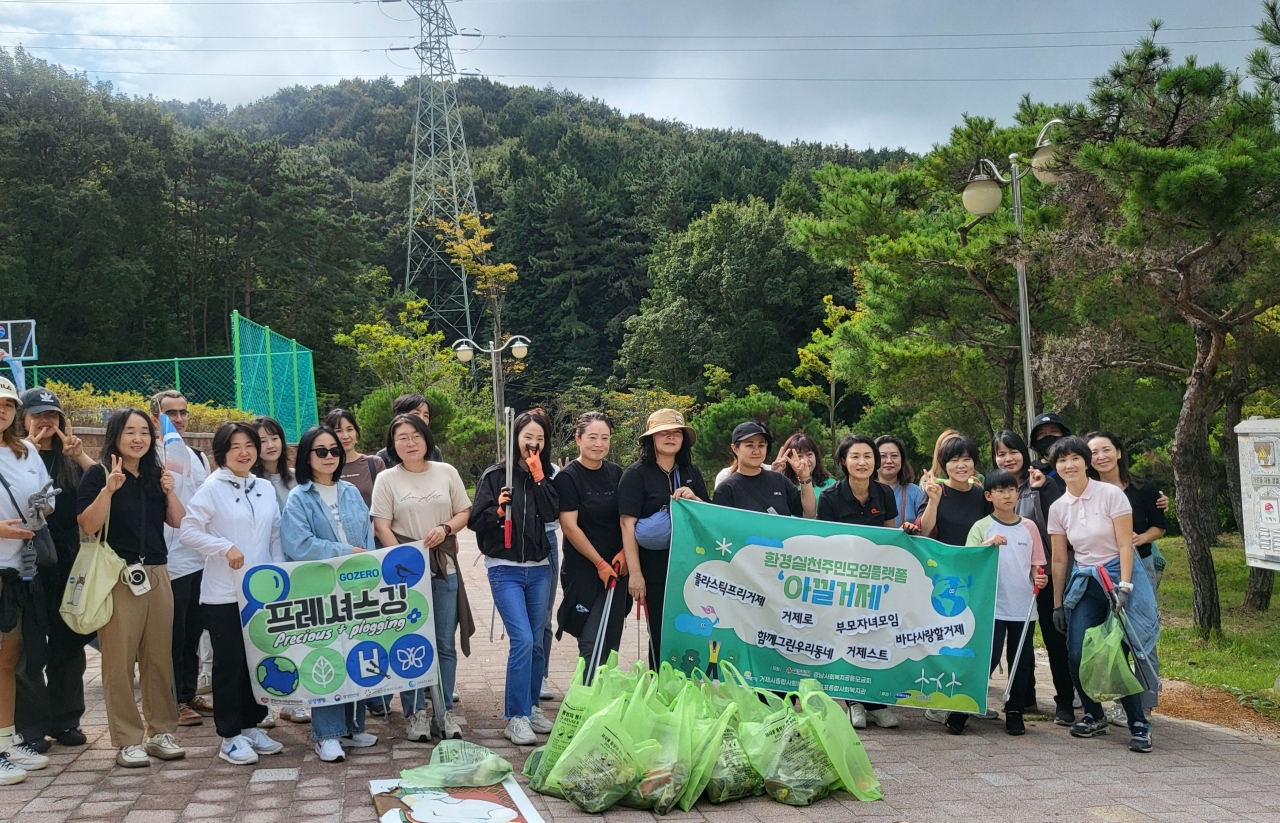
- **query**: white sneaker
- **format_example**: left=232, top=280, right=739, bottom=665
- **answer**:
left=868, top=708, right=900, bottom=729
left=923, top=709, right=949, bottom=724
left=6, top=737, right=49, bottom=771
left=219, top=735, right=259, bottom=765
left=257, top=707, right=276, bottom=729
left=528, top=706, right=554, bottom=735
left=144, top=733, right=186, bottom=761
left=339, top=731, right=378, bottom=748
left=242, top=727, right=283, bottom=755
left=847, top=702, right=867, bottom=729
left=539, top=680, right=554, bottom=700
left=116, top=744, right=150, bottom=768
left=405, top=711, right=432, bottom=743
left=0, top=754, right=26, bottom=784
left=315, top=738, right=345, bottom=762
left=281, top=706, right=311, bottom=723
left=504, top=716, right=537, bottom=746
left=440, top=710, right=462, bottom=740
left=196, top=671, right=212, bottom=696
left=1106, top=703, right=1128, bottom=728
left=452, top=691, right=461, bottom=704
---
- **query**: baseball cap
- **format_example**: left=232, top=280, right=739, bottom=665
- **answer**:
left=0, top=377, right=19, bottom=406
left=20, top=387, right=62, bottom=415
left=731, top=421, right=773, bottom=447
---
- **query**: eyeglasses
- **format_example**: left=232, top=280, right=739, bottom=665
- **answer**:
left=163, top=409, right=191, bottom=418
left=394, top=434, right=426, bottom=445
left=311, top=446, right=342, bottom=458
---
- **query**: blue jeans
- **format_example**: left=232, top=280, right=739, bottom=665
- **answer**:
left=312, top=700, right=366, bottom=742
left=1067, top=576, right=1147, bottom=728
left=399, top=572, right=460, bottom=717
left=488, top=563, right=552, bottom=719
left=543, top=528, right=559, bottom=680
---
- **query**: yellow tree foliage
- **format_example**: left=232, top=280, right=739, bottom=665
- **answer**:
left=778, top=295, right=859, bottom=455
left=333, top=299, right=464, bottom=393
left=46, top=381, right=254, bottom=432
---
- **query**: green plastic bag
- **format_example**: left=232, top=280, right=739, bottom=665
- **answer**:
left=400, top=741, right=513, bottom=788
left=705, top=661, right=784, bottom=725
left=530, top=657, right=615, bottom=796
left=618, top=673, right=694, bottom=813
left=704, top=724, right=763, bottom=804
left=797, top=680, right=882, bottom=801
left=653, top=661, right=687, bottom=707
left=545, top=696, right=661, bottom=813
left=1080, top=612, right=1144, bottom=702
left=740, top=698, right=839, bottom=807
left=678, top=701, right=737, bottom=811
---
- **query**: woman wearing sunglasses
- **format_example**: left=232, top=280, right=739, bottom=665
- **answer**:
left=280, top=425, right=378, bottom=762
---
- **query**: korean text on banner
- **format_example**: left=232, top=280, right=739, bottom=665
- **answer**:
left=662, top=499, right=998, bottom=714
left=236, top=542, right=439, bottom=709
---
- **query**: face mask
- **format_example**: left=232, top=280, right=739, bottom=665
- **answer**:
left=1033, top=435, right=1061, bottom=458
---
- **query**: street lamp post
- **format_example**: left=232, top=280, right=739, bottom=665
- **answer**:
left=453, top=335, right=530, bottom=461
left=961, top=118, right=1065, bottom=435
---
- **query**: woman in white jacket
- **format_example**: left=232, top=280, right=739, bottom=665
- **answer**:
left=180, top=422, right=284, bottom=766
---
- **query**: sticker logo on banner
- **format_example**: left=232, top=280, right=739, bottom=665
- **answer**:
left=237, top=543, right=439, bottom=706
left=662, top=499, right=998, bottom=713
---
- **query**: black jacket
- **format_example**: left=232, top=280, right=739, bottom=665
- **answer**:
left=469, top=462, right=559, bottom=562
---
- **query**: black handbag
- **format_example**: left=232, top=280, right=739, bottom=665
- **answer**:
left=0, top=468, right=58, bottom=567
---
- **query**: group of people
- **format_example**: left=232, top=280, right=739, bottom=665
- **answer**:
left=0, top=379, right=1169, bottom=786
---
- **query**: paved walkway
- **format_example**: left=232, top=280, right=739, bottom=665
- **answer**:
left=4, top=532, right=1280, bottom=823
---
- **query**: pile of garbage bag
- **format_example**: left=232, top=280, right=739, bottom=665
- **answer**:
left=525, top=653, right=881, bottom=813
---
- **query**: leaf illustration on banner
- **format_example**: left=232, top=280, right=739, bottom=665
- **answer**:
left=312, top=655, right=337, bottom=689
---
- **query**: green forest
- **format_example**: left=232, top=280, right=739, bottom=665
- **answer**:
left=5, top=9, right=1280, bottom=636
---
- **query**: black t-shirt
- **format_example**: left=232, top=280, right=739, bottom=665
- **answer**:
left=618, top=460, right=709, bottom=520
left=76, top=463, right=169, bottom=565
left=39, top=450, right=83, bottom=552
left=713, top=470, right=803, bottom=516
left=934, top=483, right=993, bottom=546
left=1124, top=479, right=1168, bottom=559
left=817, top=479, right=899, bottom=526
left=555, top=459, right=625, bottom=567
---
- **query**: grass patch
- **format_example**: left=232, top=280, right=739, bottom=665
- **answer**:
left=1157, top=535, right=1280, bottom=694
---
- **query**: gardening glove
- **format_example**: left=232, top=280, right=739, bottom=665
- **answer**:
left=1112, top=588, right=1130, bottom=614
left=1052, top=607, right=1068, bottom=636
left=497, top=487, right=512, bottom=519
left=595, top=558, right=617, bottom=586
left=526, top=446, right=545, bottom=483
left=612, top=553, right=628, bottom=578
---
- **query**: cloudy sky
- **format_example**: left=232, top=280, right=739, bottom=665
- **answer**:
left=3, top=0, right=1268, bottom=151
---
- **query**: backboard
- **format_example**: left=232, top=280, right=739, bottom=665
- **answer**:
left=0, top=320, right=37, bottom=361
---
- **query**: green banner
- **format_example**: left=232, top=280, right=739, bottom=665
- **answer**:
left=662, top=499, right=998, bottom=713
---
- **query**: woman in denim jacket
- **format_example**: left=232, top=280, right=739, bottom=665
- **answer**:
left=280, top=425, right=377, bottom=763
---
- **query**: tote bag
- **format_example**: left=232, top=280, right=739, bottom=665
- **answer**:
left=60, top=508, right=125, bottom=635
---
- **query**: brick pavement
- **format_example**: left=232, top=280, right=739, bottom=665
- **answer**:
left=4, top=530, right=1280, bottom=823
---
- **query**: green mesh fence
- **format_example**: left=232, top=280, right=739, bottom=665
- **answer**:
left=23, top=313, right=318, bottom=441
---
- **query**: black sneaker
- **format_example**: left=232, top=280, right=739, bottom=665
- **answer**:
left=1070, top=714, right=1108, bottom=738
left=54, top=728, right=86, bottom=747
left=1005, top=711, right=1025, bottom=736
left=1128, top=721, right=1152, bottom=753
left=17, top=736, right=50, bottom=754
left=945, top=712, right=968, bottom=735
left=1054, top=706, right=1075, bottom=727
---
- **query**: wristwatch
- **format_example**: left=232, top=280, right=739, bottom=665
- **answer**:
left=442, top=524, right=453, bottom=536
left=800, top=478, right=814, bottom=486
left=1117, top=581, right=1133, bottom=591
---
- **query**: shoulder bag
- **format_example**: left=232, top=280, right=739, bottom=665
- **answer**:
left=635, top=466, right=680, bottom=551
left=0, top=467, right=58, bottom=567
left=60, top=492, right=126, bottom=634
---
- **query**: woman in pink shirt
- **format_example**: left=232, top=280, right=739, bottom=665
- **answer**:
left=1047, top=436, right=1156, bottom=754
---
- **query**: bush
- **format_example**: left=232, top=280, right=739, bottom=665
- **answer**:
left=690, top=392, right=821, bottom=473
left=45, top=381, right=253, bottom=432
left=444, top=415, right=498, bottom=486
left=351, top=385, right=458, bottom=453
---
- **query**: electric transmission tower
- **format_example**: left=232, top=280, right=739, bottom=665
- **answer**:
left=404, top=0, right=478, bottom=343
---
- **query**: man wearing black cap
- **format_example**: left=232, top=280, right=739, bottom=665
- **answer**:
left=712, top=422, right=810, bottom=517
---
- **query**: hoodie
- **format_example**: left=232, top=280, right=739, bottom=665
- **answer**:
left=180, top=466, right=283, bottom=605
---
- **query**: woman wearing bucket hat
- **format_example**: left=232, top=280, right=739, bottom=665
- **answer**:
left=618, top=409, right=708, bottom=668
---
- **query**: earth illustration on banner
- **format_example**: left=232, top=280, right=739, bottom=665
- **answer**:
left=237, top=543, right=440, bottom=706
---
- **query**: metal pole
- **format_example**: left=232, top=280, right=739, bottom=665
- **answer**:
left=292, top=339, right=302, bottom=440
left=232, top=311, right=243, bottom=412
left=1009, top=156, right=1038, bottom=434
left=173, top=358, right=181, bottom=393
left=490, top=340, right=504, bottom=463
left=265, top=325, right=275, bottom=418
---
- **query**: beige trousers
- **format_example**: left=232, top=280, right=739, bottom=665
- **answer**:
left=97, top=565, right=178, bottom=747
